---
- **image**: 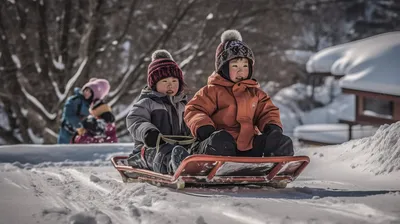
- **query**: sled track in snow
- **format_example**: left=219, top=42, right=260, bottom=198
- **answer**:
left=29, top=168, right=134, bottom=224
left=5, top=166, right=397, bottom=224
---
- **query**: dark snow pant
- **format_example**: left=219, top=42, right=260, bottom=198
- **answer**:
left=190, top=130, right=237, bottom=156
left=190, top=130, right=294, bottom=157
left=245, top=130, right=294, bottom=157
left=57, top=127, right=74, bottom=144
left=128, top=143, right=174, bottom=174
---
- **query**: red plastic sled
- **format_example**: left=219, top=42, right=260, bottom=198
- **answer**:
left=111, top=155, right=310, bottom=189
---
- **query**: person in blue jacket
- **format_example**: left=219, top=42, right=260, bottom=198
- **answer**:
left=57, top=78, right=110, bottom=144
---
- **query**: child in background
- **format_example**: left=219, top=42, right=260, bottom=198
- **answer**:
left=58, top=78, right=110, bottom=144
left=184, top=30, right=294, bottom=158
left=73, top=99, right=118, bottom=143
left=126, top=49, right=191, bottom=174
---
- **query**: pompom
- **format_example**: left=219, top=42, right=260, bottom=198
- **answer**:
left=151, top=49, right=174, bottom=61
left=221, top=30, right=242, bottom=43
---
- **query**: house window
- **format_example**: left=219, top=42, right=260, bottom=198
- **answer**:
left=362, top=97, right=393, bottom=119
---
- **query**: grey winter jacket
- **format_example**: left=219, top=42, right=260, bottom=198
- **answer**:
left=126, top=87, right=191, bottom=151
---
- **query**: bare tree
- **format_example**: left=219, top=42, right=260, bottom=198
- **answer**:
left=0, top=0, right=399, bottom=144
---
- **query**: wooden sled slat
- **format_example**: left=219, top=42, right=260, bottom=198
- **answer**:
left=111, top=155, right=310, bottom=189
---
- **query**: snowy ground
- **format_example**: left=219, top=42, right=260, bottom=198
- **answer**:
left=1, top=123, right=399, bottom=224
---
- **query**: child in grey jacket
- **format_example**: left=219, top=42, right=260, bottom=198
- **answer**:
left=126, top=50, right=191, bottom=174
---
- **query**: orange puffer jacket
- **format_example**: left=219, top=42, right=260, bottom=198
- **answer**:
left=185, top=72, right=282, bottom=151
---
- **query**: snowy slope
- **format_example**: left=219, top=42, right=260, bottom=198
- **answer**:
left=1, top=122, right=399, bottom=224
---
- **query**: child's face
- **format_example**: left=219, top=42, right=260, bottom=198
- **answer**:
left=156, top=77, right=179, bottom=96
left=83, top=88, right=92, bottom=100
left=229, top=58, right=249, bottom=83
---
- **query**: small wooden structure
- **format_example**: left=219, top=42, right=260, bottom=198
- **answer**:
left=299, top=78, right=400, bottom=145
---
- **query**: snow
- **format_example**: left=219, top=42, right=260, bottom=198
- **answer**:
left=0, top=122, right=399, bottom=224
left=272, top=81, right=356, bottom=136
left=179, top=54, right=194, bottom=68
left=340, top=122, right=400, bottom=175
left=27, top=128, right=44, bottom=144
left=35, top=62, right=42, bottom=73
left=302, top=94, right=355, bottom=124
left=44, top=127, right=58, bottom=139
left=108, top=64, right=135, bottom=99
left=285, top=50, right=314, bottom=65
left=59, top=57, right=88, bottom=101
left=115, top=98, right=138, bottom=122
left=294, top=124, right=377, bottom=144
left=52, top=56, right=65, bottom=70
left=20, top=86, right=57, bottom=120
left=306, top=32, right=400, bottom=96
left=0, top=103, right=10, bottom=130
left=11, top=54, right=21, bottom=68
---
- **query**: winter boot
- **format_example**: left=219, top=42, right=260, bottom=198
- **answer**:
left=170, top=145, right=190, bottom=173
left=127, top=148, right=146, bottom=169
left=127, top=147, right=156, bottom=170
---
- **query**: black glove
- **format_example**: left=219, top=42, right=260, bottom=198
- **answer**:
left=263, top=124, right=282, bottom=135
left=254, top=128, right=294, bottom=157
left=144, top=129, right=160, bottom=148
left=196, top=125, right=216, bottom=141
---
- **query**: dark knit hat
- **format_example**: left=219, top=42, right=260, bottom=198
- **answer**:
left=215, top=30, right=255, bottom=75
left=147, top=50, right=184, bottom=93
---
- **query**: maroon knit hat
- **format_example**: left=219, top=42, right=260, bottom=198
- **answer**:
left=215, top=30, right=255, bottom=73
left=147, top=50, right=184, bottom=93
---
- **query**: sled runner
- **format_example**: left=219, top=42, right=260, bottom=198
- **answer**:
left=111, top=154, right=310, bottom=189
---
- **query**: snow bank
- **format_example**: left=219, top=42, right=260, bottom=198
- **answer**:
left=294, top=124, right=377, bottom=144
left=340, top=121, right=400, bottom=175
left=0, top=143, right=133, bottom=164
left=306, top=32, right=400, bottom=96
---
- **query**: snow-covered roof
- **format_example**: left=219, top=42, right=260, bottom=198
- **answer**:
left=306, top=32, right=400, bottom=96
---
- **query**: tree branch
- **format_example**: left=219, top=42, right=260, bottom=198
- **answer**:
left=0, top=126, right=21, bottom=144
left=107, top=5, right=187, bottom=102
left=36, top=0, right=52, bottom=78
left=96, top=0, right=139, bottom=54
left=52, top=57, right=89, bottom=111
left=60, top=0, right=72, bottom=72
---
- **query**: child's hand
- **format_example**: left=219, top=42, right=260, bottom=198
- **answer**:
left=263, top=124, right=282, bottom=135
left=254, top=126, right=294, bottom=157
left=144, top=130, right=161, bottom=148
left=76, top=127, right=86, bottom=135
left=196, top=125, right=216, bottom=141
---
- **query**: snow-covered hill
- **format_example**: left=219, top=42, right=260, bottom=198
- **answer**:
left=1, top=122, right=399, bottom=224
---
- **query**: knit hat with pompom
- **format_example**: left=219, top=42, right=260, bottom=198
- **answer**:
left=215, top=30, right=255, bottom=78
left=147, top=49, right=184, bottom=93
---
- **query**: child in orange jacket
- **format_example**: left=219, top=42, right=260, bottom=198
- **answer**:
left=184, top=30, right=294, bottom=157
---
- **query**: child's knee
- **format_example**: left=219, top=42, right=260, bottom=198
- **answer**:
left=152, top=144, right=174, bottom=174
left=255, top=131, right=294, bottom=156
left=207, top=130, right=236, bottom=156
left=273, top=135, right=294, bottom=156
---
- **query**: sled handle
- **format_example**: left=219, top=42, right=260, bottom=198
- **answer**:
left=156, top=134, right=195, bottom=153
